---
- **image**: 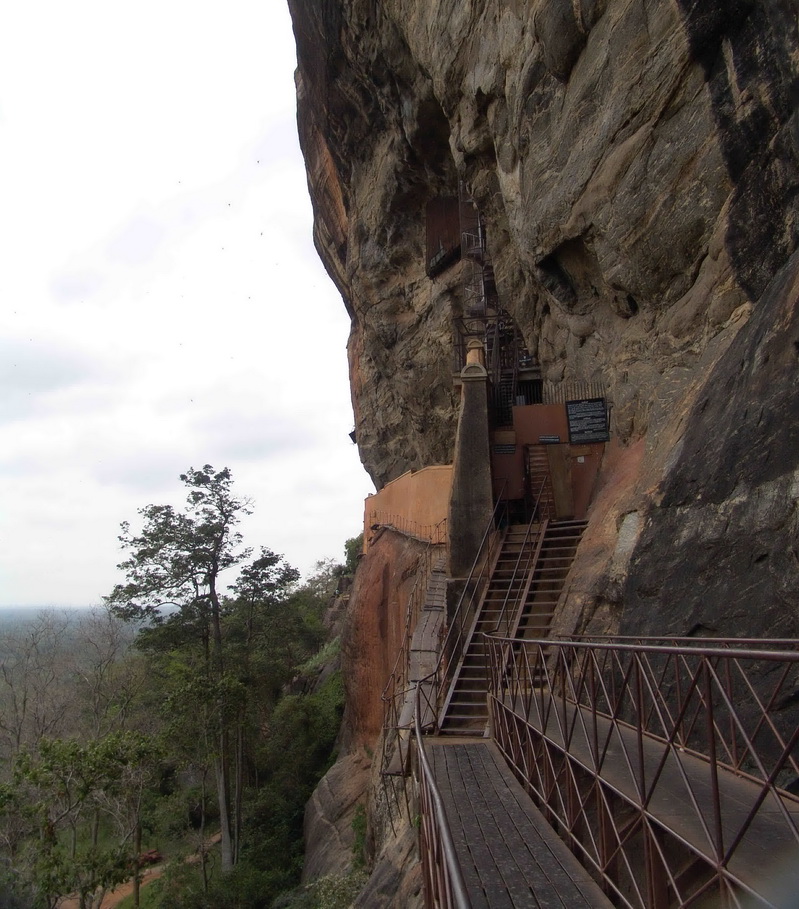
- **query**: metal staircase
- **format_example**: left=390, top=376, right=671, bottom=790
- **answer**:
left=517, top=520, right=587, bottom=638
left=439, top=524, right=538, bottom=735
left=526, top=446, right=556, bottom=519
left=438, top=519, right=587, bottom=736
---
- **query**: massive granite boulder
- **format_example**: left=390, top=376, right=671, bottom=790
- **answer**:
left=289, top=0, right=798, bottom=631
left=287, top=0, right=799, bottom=897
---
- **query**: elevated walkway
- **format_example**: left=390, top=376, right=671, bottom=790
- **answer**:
left=427, top=739, right=611, bottom=908
left=406, top=508, right=797, bottom=907
left=383, top=559, right=447, bottom=776
left=485, top=635, right=799, bottom=908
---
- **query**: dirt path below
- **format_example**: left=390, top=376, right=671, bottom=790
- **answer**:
left=59, top=833, right=221, bottom=908
left=59, top=865, right=164, bottom=909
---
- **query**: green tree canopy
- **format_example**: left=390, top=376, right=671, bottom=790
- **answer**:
left=103, top=466, right=303, bottom=875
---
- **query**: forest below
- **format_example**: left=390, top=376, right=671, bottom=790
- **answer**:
left=0, top=467, right=362, bottom=909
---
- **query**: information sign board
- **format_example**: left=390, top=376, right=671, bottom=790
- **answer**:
left=566, top=398, right=609, bottom=444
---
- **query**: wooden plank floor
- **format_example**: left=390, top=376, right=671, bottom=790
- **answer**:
left=427, top=740, right=612, bottom=909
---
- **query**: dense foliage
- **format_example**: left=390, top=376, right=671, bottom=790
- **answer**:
left=0, top=467, right=358, bottom=909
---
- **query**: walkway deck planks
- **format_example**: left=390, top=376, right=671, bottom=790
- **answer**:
left=428, top=740, right=612, bottom=908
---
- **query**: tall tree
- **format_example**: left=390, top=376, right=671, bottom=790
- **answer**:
left=105, top=465, right=253, bottom=872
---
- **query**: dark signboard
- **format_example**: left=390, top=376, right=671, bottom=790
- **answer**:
left=538, top=435, right=561, bottom=444
left=566, top=398, right=609, bottom=444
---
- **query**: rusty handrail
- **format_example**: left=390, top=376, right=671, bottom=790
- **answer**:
left=414, top=682, right=471, bottom=909
left=436, top=484, right=508, bottom=725
left=563, top=633, right=799, bottom=648
left=368, top=513, right=448, bottom=546
left=379, top=543, right=444, bottom=828
left=380, top=543, right=437, bottom=712
left=410, top=488, right=506, bottom=908
left=491, top=474, right=549, bottom=638
left=484, top=635, right=799, bottom=908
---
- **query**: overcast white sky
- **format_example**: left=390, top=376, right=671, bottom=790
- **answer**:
left=0, top=1, right=375, bottom=607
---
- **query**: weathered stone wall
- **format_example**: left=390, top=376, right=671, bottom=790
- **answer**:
left=621, top=249, right=799, bottom=639
left=339, top=529, right=427, bottom=750
left=363, top=465, right=453, bottom=551
left=301, top=527, right=429, bottom=903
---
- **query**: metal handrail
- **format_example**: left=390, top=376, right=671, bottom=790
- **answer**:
left=436, top=484, right=508, bottom=723
left=368, top=513, right=448, bottom=546
left=501, top=637, right=799, bottom=661
left=491, top=475, right=549, bottom=638
left=563, top=633, right=799, bottom=648
left=414, top=683, right=471, bottom=909
left=378, top=542, right=444, bottom=829
left=410, top=488, right=508, bottom=908
left=484, top=634, right=799, bottom=908
left=380, top=543, right=437, bottom=710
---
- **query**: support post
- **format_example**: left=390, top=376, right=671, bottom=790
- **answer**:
left=448, top=340, right=494, bottom=579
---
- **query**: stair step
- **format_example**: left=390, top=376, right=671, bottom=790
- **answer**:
left=441, top=730, right=487, bottom=737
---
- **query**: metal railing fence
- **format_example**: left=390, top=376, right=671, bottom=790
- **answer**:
left=415, top=682, right=472, bottom=909
left=484, top=635, right=799, bottom=908
left=379, top=542, right=445, bottom=829
left=408, top=492, right=509, bottom=907
left=563, top=634, right=799, bottom=649
left=367, top=513, right=448, bottom=547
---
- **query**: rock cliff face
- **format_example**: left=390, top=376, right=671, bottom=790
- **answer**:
left=289, top=0, right=799, bottom=630
left=288, top=0, right=799, bottom=899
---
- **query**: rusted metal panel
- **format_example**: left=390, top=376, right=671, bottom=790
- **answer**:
left=426, top=196, right=461, bottom=277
